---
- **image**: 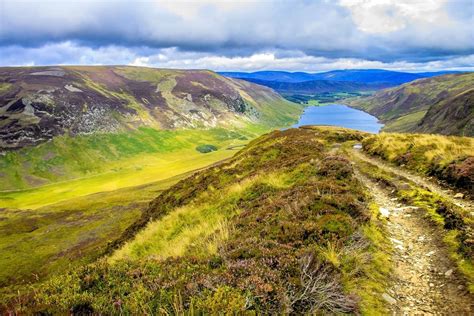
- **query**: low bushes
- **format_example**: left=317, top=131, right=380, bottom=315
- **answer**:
left=4, top=127, right=388, bottom=314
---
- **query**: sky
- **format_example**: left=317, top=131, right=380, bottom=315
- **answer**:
left=0, top=0, right=473, bottom=72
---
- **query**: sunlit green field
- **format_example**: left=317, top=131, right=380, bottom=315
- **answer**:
left=0, top=142, right=247, bottom=290
left=0, top=126, right=266, bottom=209
left=0, top=123, right=283, bottom=291
left=0, top=172, right=195, bottom=290
left=0, top=145, right=241, bottom=210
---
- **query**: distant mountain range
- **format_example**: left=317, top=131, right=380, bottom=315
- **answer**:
left=219, top=69, right=462, bottom=85
left=238, top=78, right=389, bottom=95
left=346, top=73, right=474, bottom=136
left=219, top=69, right=464, bottom=102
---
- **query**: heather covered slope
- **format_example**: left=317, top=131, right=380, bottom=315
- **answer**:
left=5, top=127, right=393, bottom=314
left=0, top=66, right=300, bottom=150
left=414, top=88, right=474, bottom=136
left=346, top=73, right=474, bottom=136
left=2, top=127, right=473, bottom=314
left=0, top=66, right=302, bottom=191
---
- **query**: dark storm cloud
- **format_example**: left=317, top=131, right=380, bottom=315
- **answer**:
left=0, top=0, right=472, bottom=69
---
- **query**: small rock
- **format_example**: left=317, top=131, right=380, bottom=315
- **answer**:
left=390, top=238, right=403, bottom=245
left=429, top=283, right=435, bottom=287
left=445, top=269, right=453, bottom=277
left=399, top=183, right=410, bottom=190
left=454, top=193, right=464, bottom=199
left=426, top=250, right=435, bottom=257
left=382, top=293, right=397, bottom=305
left=390, top=197, right=398, bottom=201
left=353, top=144, right=362, bottom=150
left=379, top=207, right=390, bottom=217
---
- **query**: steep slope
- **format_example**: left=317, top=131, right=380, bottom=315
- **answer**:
left=414, top=88, right=474, bottom=136
left=0, top=66, right=300, bottom=150
left=5, top=127, right=393, bottom=314
left=347, top=73, right=474, bottom=136
left=4, top=127, right=472, bottom=314
left=0, top=66, right=302, bottom=190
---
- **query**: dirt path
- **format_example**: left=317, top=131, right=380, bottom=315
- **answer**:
left=353, top=160, right=473, bottom=314
left=352, top=149, right=474, bottom=212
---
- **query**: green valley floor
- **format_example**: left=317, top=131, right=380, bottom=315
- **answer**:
left=1, top=127, right=473, bottom=314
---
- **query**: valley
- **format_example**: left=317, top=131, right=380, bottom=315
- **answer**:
left=2, top=0, right=473, bottom=313
left=2, top=127, right=472, bottom=314
left=0, top=66, right=303, bottom=297
left=0, top=67, right=472, bottom=314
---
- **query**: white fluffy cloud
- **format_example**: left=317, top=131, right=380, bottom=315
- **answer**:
left=3, top=42, right=473, bottom=72
left=0, top=0, right=472, bottom=70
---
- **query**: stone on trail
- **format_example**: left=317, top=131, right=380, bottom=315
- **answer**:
left=379, top=207, right=390, bottom=217
left=444, top=269, right=453, bottom=277
left=426, top=250, right=436, bottom=257
left=454, top=193, right=464, bottom=199
left=390, top=238, right=403, bottom=245
left=353, top=144, right=362, bottom=150
left=382, top=293, right=397, bottom=305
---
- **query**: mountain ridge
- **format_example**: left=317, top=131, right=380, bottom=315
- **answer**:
left=346, top=73, right=474, bottom=136
left=239, top=77, right=389, bottom=94
left=219, top=69, right=463, bottom=84
left=0, top=66, right=300, bottom=150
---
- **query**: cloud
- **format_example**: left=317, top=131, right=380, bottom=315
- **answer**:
left=0, top=0, right=472, bottom=70
left=3, top=42, right=473, bottom=73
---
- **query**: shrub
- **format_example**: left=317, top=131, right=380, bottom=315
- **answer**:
left=196, top=144, right=218, bottom=153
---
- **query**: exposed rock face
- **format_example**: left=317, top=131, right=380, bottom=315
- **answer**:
left=0, top=66, right=286, bottom=150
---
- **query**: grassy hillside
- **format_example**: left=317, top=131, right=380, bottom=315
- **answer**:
left=0, top=66, right=303, bottom=191
left=362, top=133, right=474, bottom=192
left=0, top=66, right=301, bottom=150
left=0, top=66, right=303, bottom=299
left=0, top=127, right=250, bottom=194
left=347, top=73, right=474, bottom=136
left=0, top=173, right=189, bottom=290
left=4, top=127, right=393, bottom=314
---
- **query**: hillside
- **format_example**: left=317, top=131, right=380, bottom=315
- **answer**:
left=0, top=66, right=302, bottom=191
left=219, top=69, right=459, bottom=84
left=0, top=66, right=299, bottom=150
left=346, top=73, right=474, bottom=136
left=3, top=127, right=472, bottom=314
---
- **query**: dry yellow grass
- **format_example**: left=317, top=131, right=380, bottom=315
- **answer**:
left=364, top=132, right=474, bottom=169
left=109, top=172, right=289, bottom=263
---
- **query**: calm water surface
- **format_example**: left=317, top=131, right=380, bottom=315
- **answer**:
left=292, top=104, right=383, bottom=133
